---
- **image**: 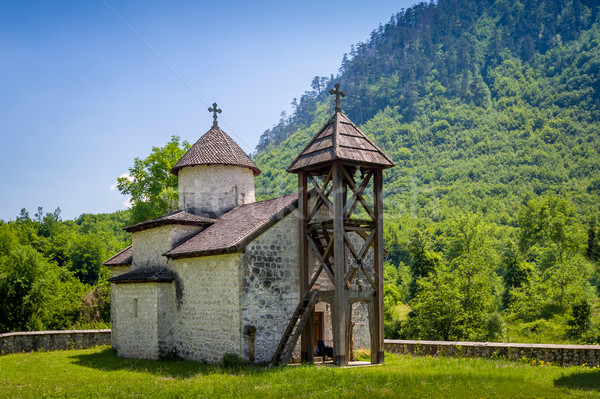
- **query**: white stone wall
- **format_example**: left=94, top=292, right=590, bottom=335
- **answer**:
left=172, top=225, right=202, bottom=247
left=132, top=226, right=173, bottom=267
left=131, top=225, right=201, bottom=268
left=241, top=211, right=300, bottom=363
left=351, top=302, right=370, bottom=349
left=170, top=254, right=242, bottom=363
left=112, top=283, right=160, bottom=359
left=157, top=283, right=176, bottom=358
left=110, top=265, right=130, bottom=347
left=178, top=165, right=255, bottom=217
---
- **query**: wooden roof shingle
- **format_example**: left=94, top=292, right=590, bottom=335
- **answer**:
left=171, top=126, right=260, bottom=176
left=107, top=266, right=175, bottom=284
left=123, top=210, right=216, bottom=233
left=287, top=111, right=395, bottom=173
left=165, top=193, right=298, bottom=259
left=103, top=245, right=132, bottom=266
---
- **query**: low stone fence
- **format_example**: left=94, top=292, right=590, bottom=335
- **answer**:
left=0, top=329, right=110, bottom=355
left=384, top=339, right=600, bottom=366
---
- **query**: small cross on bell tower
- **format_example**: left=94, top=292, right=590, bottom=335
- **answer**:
left=329, top=83, right=346, bottom=112
left=208, top=102, right=222, bottom=128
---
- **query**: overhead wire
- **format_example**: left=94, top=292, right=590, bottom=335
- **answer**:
left=100, top=0, right=254, bottom=153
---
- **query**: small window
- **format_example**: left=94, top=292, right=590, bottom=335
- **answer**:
left=133, top=298, right=138, bottom=318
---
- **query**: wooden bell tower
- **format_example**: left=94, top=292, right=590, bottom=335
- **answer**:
left=277, top=84, right=395, bottom=366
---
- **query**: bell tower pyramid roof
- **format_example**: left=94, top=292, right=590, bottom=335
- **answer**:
left=287, top=84, right=394, bottom=173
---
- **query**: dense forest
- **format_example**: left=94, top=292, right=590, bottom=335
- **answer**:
left=253, top=0, right=600, bottom=343
left=1, top=0, right=599, bottom=344
left=0, top=208, right=129, bottom=332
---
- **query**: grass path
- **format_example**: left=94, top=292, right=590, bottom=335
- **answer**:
left=1, top=346, right=599, bottom=398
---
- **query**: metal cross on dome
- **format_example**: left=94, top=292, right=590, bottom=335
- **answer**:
left=208, top=102, right=222, bottom=127
left=329, top=83, right=346, bottom=112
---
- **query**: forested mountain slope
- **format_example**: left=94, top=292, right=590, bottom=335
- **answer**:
left=253, top=0, right=600, bottom=342
left=254, top=0, right=600, bottom=223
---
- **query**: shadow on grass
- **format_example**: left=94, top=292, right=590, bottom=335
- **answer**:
left=69, top=347, right=279, bottom=379
left=555, top=370, right=600, bottom=391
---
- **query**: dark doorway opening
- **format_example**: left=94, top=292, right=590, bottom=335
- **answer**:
left=313, top=311, right=323, bottom=353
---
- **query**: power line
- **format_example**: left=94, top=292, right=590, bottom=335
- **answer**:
left=100, top=0, right=254, bottom=153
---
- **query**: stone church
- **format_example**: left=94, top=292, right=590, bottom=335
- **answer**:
left=105, top=95, right=394, bottom=364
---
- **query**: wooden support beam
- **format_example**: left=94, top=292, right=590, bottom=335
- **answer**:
left=343, top=169, right=373, bottom=219
left=341, top=168, right=375, bottom=220
left=308, top=174, right=333, bottom=214
left=372, top=168, right=385, bottom=364
left=307, top=235, right=335, bottom=284
left=332, top=162, right=349, bottom=366
left=358, top=230, right=376, bottom=260
left=299, top=172, right=313, bottom=364
left=307, top=265, right=323, bottom=292
left=308, top=184, right=333, bottom=222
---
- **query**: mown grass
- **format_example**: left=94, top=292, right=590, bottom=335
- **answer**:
left=1, top=346, right=600, bottom=398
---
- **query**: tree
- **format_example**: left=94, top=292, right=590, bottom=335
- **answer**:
left=70, top=234, right=107, bottom=285
left=501, top=240, right=534, bottom=308
left=567, top=299, right=592, bottom=338
left=404, top=267, right=464, bottom=341
left=0, top=243, right=61, bottom=332
left=587, top=217, right=600, bottom=263
left=407, top=228, right=441, bottom=299
left=518, top=194, right=581, bottom=260
left=117, top=135, right=191, bottom=224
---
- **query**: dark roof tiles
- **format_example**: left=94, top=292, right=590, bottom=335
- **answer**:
left=103, top=245, right=132, bottom=266
left=123, top=210, right=216, bottom=233
left=171, top=126, right=260, bottom=176
left=287, top=111, right=395, bottom=172
left=165, top=193, right=298, bottom=258
left=108, top=267, right=175, bottom=284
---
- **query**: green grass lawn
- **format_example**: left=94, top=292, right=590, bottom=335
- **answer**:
left=1, top=347, right=599, bottom=398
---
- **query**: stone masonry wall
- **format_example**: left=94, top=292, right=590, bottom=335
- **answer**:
left=171, top=224, right=203, bottom=247
left=385, top=340, right=600, bottom=366
left=351, top=302, right=370, bottom=349
left=242, top=211, right=300, bottom=364
left=131, top=225, right=200, bottom=268
left=0, top=330, right=110, bottom=355
left=110, top=265, right=129, bottom=347
left=132, top=226, right=173, bottom=267
left=112, top=283, right=160, bottom=359
left=157, top=282, right=176, bottom=358
left=170, top=254, right=242, bottom=363
left=179, top=165, right=255, bottom=217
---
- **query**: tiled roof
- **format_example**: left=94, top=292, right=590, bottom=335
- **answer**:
left=107, top=266, right=175, bottom=284
left=103, top=245, right=132, bottom=266
left=171, top=126, right=261, bottom=176
left=165, top=193, right=298, bottom=258
left=287, top=111, right=395, bottom=172
left=123, top=210, right=216, bottom=233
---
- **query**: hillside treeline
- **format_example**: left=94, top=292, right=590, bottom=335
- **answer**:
left=252, top=0, right=600, bottom=342
left=0, top=208, right=129, bottom=333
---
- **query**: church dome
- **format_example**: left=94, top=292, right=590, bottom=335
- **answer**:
left=171, top=125, right=260, bottom=176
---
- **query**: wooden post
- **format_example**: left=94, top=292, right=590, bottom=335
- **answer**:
left=372, top=168, right=385, bottom=364
left=332, top=162, right=349, bottom=366
left=299, top=172, right=313, bottom=363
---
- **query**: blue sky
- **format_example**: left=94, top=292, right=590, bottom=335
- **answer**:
left=0, top=0, right=417, bottom=221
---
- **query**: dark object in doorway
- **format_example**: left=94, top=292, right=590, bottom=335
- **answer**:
left=316, top=340, right=333, bottom=358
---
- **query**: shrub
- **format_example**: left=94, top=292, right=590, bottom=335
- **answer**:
left=221, top=353, right=243, bottom=367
